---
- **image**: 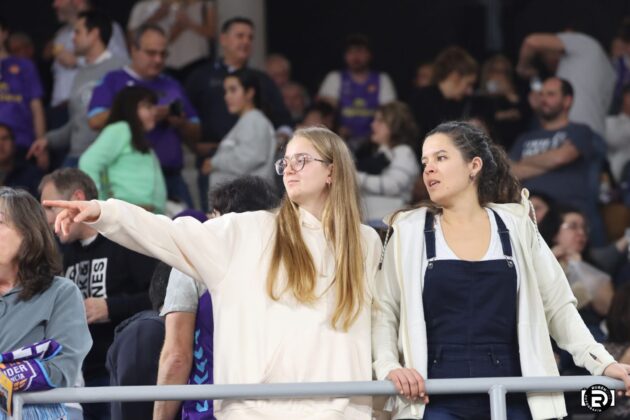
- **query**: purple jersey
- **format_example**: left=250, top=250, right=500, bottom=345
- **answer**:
left=0, top=57, right=43, bottom=149
left=182, top=292, right=214, bottom=419
left=88, top=67, right=199, bottom=169
left=339, top=70, right=380, bottom=139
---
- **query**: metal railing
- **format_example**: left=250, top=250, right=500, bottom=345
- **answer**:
left=9, top=376, right=625, bottom=420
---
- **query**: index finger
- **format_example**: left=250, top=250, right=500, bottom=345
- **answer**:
left=42, top=200, right=78, bottom=209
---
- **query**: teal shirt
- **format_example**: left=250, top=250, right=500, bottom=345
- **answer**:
left=79, top=121, right=167, bottom=213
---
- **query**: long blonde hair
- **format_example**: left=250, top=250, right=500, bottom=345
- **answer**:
left=266, top=127, right=365, bottom=331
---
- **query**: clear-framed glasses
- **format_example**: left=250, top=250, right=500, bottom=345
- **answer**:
left=274, top=153, right=330, bottom=175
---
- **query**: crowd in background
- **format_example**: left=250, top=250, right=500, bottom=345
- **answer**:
left=3, top=0, right=630, bottom=419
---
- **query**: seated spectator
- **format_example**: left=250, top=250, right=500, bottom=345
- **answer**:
left=529, top=191, right=561, bottom=246
left=409, top=46, right=478, bottom=138
left=551, top=206, right=613, bottom=341
left=298, top=101, right=337, bottom=131
left=0, top=123, right=43, bottom=197
left=88, top=23, right=200, bottom=208
left=127, top=0, right=216, bottom=83
left=265, top=53, right=291, bottom=89
left=200, top=69, right=277, bottom=202
left=475, top=54, right=529, bottom=150
left=0, top=17, right=47, bottom=167
left=355, top=101, right=420, bottom=224
left=0, top=187, right=91, bottom=419
left=318, top=33, right=396, bottom=147
left=282, top=82, right=310, bottom=126
left=107, top=262, right=171, bottom=420
left=154, top=175, right=279, bottom=420
left=606, top=84, right=630, bottom=182
left=80, top=86, right=167, bottom=213
left=39, top=168, right=157, bottom=420
left=600, top=283, right=630, bottom=419
left=510, top=77, right=607, bottom=246
left=414, top=60, right=434, bottom=89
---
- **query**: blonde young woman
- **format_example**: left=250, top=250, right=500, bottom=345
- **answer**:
left=46, top=127, right=382, bottom=420
left=372, top=121, right=630, bottom=420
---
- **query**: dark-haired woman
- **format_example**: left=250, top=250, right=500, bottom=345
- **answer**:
left=372, top=121, right=630, bottom=420
left=79, top=86, right=167, bottom=213
left=200, top=68, right=276, bottom=201
left=0, top=187, right=91, bottom=419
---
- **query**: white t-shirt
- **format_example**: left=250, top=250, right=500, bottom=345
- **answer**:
left=161, top=268, right=207, bottom=315
left=318, top=70, right=397, bottom=104
left=433, top=208, right=520, bottom=288
left=556, top=32, right=616, bottom=136
left=128, top=0, right=211, bottom=69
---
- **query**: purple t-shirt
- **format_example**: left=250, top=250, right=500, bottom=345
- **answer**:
left=88, top=67, right=199, bottom=169
left=0, top=57, right=43, bottom=149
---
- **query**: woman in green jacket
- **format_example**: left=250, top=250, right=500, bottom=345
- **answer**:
left=79, top=86, right=166, bottom=213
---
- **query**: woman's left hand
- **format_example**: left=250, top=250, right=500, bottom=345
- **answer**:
left=603, top=363, right=630, bottom=396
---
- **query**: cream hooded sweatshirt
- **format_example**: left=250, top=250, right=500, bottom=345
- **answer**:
left=89, top=199, right=383, bottom=419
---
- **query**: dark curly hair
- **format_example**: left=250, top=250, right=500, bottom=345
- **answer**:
left=0, top=187, right=62, bottom=300
left=426, top=121, right=521, bottom=206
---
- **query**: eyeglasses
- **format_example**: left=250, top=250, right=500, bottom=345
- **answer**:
left=274, top=153, right=330, bottom=175
left=560, top=221, right=590, bottom=235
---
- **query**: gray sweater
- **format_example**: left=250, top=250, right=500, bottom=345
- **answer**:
left=209, top=109, right=276, bottom=195
left=0, top=277, right=92, bottom=388
left=47, top=52, right=128, bottom=158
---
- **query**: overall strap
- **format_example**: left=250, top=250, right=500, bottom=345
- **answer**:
left=424, top=212, right=436, bottom=261
left=490, top=209, right=514, bottom=267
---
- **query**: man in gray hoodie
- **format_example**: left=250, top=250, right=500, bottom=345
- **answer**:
left=28, top=10, right=127, bottom=167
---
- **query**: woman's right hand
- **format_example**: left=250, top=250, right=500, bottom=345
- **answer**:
left=387, top=368, right=429, bottom=403
left=42, top=200, right=102, bottom=236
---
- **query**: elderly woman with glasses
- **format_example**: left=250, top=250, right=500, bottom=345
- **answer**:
left=45, top=126, right=383, bottom=420
left=200, top=68, right=277, bottom=203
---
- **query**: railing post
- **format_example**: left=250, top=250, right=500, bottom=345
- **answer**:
left=489, top=384, right=507, bottom=420
left=10, top=394, right=24, bottom=420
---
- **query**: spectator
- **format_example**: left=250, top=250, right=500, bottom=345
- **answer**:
left=88, top=23, right=200, bottom=208
left=611, top=17, right=630, bottom=114
left=80, top=86, right=167, bottom=213
left=127, top=0, right=217, bottom=83
left=39, top=168, right=157, bottom=420
left=154, top=175, right=279, bottom=420
left=528, top=191, right=561, bottom=246
left=185, top=16, right=292, bottom=211
left=510, top=77, right=607, bottom=246
left=409, top=46, right=478, bottom=139
left=355, top=101, right=420, bottom=224
left=414, top=61, right=434, bottom=89
left=265, top=53, right=291, bottom=89
left=107, top=262, right=171, bottom=420
left=48, top=0, right=128, bottom=125
left=0, top=17, right=46, bottom=165
left=0, top=187, right=91, bottom=419
left=516, top=30, right=615, bottom=136
left=476, top=54, right=529, bottom=150
left=0, top=123, right=43, bottom=197
left=200, top=69, right=276, bottom=201
left=550, top=206, right=613, bottom=330
left=7, top=32, right=34, bottom=60
left=282, top=81, right=310, bottom=126
left=606, top=84, right=630, bottom=182
left=46, top=127, right=382, bottom=419
left=28, top=10, right=128, bottom=168
left=298, top=101, right=337, bottom=131
left=318, top=33, right=397, bottom=146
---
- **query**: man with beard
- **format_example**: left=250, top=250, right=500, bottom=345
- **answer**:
left=318, top=34, right=396, bottom=148
left=510, top=77, right=606, bottom=243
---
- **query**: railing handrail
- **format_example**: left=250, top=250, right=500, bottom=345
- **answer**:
left=10, top=376, right=625, bottom=420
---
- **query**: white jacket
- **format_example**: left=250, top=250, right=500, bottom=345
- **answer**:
left=372, top=190, right=616, bottom=420
left=90, top=200, right=382, bottom=419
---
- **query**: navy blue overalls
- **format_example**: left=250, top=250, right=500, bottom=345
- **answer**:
left=421, top=210, right=531, bottom=420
